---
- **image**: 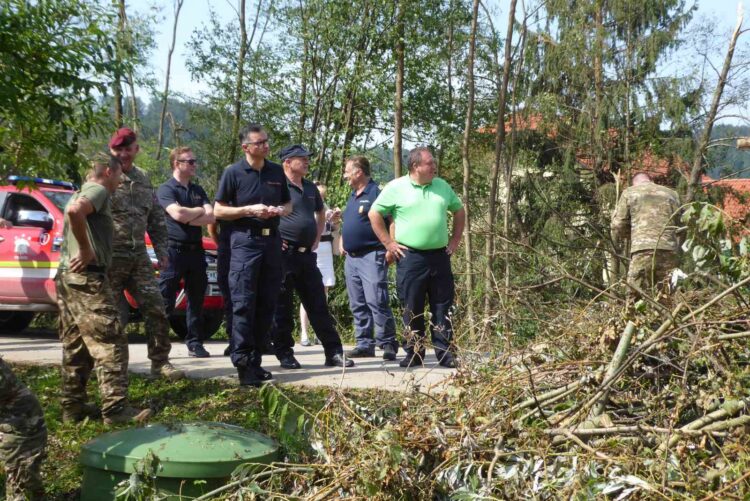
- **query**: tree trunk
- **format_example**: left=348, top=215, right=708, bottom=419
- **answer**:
left=592, top=0, right=604, bottom=174
left=461, top=0, right=479, bottom=336
left=393, top=0, right=405, bottom=177
left=229, top=0, right=248, bottom=165
left=156, top=0, right=185, bottom=160
left=686, top=10, right=744, bottom=203
left=113, top=0, right=126, bottom=127
left=484, top=0, right=516, bottom=332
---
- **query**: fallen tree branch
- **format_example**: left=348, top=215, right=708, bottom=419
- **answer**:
left=591, top=321, right=635, bottom=417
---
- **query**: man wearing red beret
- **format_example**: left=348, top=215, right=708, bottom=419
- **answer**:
left=108, top=127, right=185, bottom=380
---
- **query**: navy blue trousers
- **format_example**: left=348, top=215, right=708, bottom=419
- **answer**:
left=272, top=250, right=344, bottom=358
left=228, top=231, right=282, bottom=368
left=395, top=248, right=455, bottom=360
left=159, top=247, right=208, bottom=349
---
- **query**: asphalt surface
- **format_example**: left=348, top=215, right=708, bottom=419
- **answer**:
left=0, top=329, right=454, bottom=393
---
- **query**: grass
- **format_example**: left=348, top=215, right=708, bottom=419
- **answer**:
left=2, top=362, right=388, bottom=500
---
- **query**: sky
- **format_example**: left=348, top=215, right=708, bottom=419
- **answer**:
left=130, top=0, right=747, bottom=102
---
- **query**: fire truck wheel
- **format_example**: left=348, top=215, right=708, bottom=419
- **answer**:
left=168, top=310, right=224, bottom=340
left=0, top=312, right=35, bottom=333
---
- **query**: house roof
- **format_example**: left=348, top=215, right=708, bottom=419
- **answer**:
left=702, top=176, right=750, bottom=221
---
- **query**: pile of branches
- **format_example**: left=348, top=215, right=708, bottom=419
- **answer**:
left=201, top=278, right=750, bottom=499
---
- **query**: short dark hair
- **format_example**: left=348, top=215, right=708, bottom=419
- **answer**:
left=90, top=152, right=121, bottom=179
left=346, top=155, right=371, bottom=176
left=239, top=123, right=265, bottom=144
left=407, top=147, right=432, bottom=171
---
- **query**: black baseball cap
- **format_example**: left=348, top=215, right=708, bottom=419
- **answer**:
left=279, top=144, right=312, bottom=161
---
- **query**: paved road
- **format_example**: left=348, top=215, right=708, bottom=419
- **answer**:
left=0, top=330, right=454, bottom=393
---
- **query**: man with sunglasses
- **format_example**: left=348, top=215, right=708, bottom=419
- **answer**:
left=157, top=147, right=215, bottom=358
left=214, top=124, right=292, bottom=386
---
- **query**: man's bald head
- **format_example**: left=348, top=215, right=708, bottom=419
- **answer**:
left=632, top=173, right=652, bottom=186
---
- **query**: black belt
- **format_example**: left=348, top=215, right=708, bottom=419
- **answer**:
left=86, top=264, right=106, bottom=273
left=320, top=235, right=334, bottom=243
left=240, top=227, right=277, bottom=237
left=285, top=241, right=313, bottom=254
left=169, top=240, right=203, bottom=252
left=407, top=246, right=446, bottom=255
left=347, top=244, right=384, bottom=257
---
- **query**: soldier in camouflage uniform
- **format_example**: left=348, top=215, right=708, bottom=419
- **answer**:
left=108, top=128, right=184, bottom=380
left=56, top=154, right=152, bottom=425
left=611, top=172, right=681, bottom=295
left=0, top=358, right=46, bottom=500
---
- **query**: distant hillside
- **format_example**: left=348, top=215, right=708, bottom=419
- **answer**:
left=707, top=124, right=750, bottom=178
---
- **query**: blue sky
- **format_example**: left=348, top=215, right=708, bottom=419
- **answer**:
left=131, top=0, right=746, bottom=100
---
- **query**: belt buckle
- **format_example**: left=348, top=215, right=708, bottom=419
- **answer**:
left=298, top=247, right=307, bottom=253
left=261, top=228, right=271, bottom=236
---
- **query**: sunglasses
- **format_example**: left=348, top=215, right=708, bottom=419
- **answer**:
left=177, top=159, right=198, bottom=165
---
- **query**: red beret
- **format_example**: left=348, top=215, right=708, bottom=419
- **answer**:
left=109, top=127, right=137, bottom=149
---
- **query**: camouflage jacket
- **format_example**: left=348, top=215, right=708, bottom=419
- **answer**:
left=111, top=165, right=169, bottom=261
left=611, top=181, right=681, bottom=254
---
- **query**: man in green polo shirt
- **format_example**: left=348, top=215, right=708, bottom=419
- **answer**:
left=369, top=146, right=465, bottom=368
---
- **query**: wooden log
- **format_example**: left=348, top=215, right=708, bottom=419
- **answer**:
left=591, top=321, right=635, bottom=417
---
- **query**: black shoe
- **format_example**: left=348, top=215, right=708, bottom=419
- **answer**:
left=253, top=366, right=273, bottom=381
left=278, top=353, right=302, bottom=369
left=399, top=352, right=424, bottom=368
left=188, top=344, right=211, bottom=358
left=346, top=346, right=375, bottom=358
left=438, top=354, right=457, bottom=368
left=237, top=366, right=262, bottom=387
left=382, top=344, right=397, bottom=361
left=325, top=353, right=355, bottom=367
left=223, top=345, right=231, bottom=357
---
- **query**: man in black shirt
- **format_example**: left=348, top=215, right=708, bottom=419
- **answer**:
left=157, top=146, right=215, bottom=358
left=272, top=144, right=354, bottom=370
left=214, top=124, right=293, bottom=386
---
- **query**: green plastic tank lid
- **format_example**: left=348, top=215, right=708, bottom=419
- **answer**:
left=80, top=422, right=279, bottom=478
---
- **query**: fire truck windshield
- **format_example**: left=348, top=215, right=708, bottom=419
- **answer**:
left=41, top=190, right=74, bottom=213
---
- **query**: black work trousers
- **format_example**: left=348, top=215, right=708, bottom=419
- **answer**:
left=395, top=248, right=455, bottom=361
left=272, top=249, right=344, bottom=359
left=159, top=246, right=207, bottom=349
left=228, top=231, right=282, bottom=368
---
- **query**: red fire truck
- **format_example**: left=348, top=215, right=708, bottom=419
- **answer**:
left=0, top=176, right=224, bottom=337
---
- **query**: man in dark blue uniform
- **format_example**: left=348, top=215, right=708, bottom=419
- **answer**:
left=272, top=144, right=354, bottom=370
left=157, top=146, right=215, bottom=358
left=208, top=217, right=233, bottom=357
left=214, top=124, right=293, bottom=386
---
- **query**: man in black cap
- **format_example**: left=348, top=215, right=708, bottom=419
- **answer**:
left=214, top=124, right=292, bottom=386
left=271, top=144, right=354, bottom=370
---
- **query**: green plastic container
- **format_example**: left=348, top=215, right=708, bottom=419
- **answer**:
left=79, top=422, right=279, bottom=500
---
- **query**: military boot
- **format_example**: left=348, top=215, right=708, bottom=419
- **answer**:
left=103, top=406, right=153, bottom=425
left=151, top=361, right=186, bottom=381
left=62, top=402, right=101, bottom=423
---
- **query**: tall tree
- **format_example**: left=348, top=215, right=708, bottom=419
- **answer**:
left=156, top=0, right=185, bottom=159
left=393, top=0, right=405, bottom=177
left=461, top=0, right=480, bottom=335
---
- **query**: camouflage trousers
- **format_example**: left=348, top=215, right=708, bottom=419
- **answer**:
left=0, top=358, right=47, bottom=501
left=109, top=250, right=171, bottom=363
left=627, top=249, right=680, bottom=296
left=55, top=271, right=129, bottom=417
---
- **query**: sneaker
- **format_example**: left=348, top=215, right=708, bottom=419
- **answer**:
left=278, top=353, right=302, bottom=369
left=300, top=338, right=311, bottom=347
left=346, top=346, right=375, bottom=358
left=103, top=406, right=153, bottom=425
left=253, top=366, right=273, bottom=381
left=399, top=352, right=424, bottom=368
left=188, top=344, right=211, bottom=358
left=238, top=366, right=262, bottom=387
left=151, top=361, right=186, bottom=381
left=62, top=402, right=101, bottom=423
left=382, top=344, right=398, bottom=361
left=223, top=345, right=231, bottom=357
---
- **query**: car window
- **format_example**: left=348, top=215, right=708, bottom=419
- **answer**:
left=41, top=190, right=74, bottom=213
left=3, top=194, right=48, bottom=225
